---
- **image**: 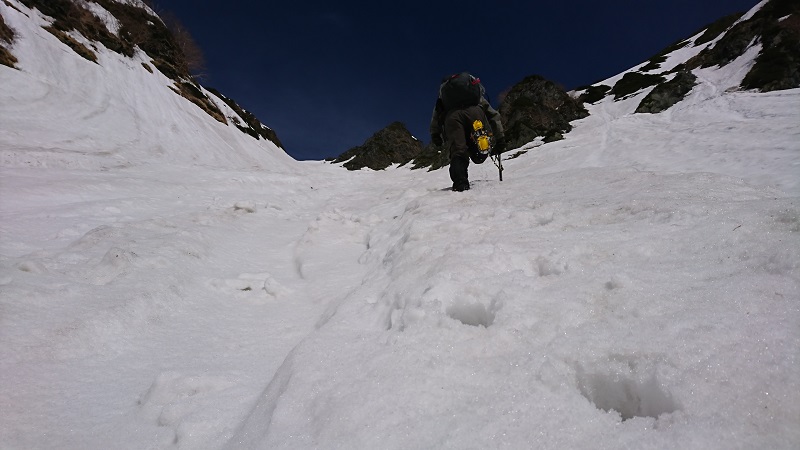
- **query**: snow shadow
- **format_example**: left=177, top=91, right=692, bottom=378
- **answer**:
left=576, top=357, right=680, bottom=421
left=445, top=292, right=504, bottom=328
left=445, top=300, right=496, bottom=327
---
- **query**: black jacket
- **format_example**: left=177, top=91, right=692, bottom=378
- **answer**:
left=429, top=77, right=504, bottom=144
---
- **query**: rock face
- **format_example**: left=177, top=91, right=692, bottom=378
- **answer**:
left=206, top=88, right=283, bottom=147
left=0, top=12, right=16, bottom=68
left=410, top=143, right=448, bottom=171
left=498, top=75, right=589, bottom=150
left=731, top=0, right=799, bottom=92
left=331, top=122, right=423, bottom=171
left=610, top=73, right=666, bottom=100
left=578, top=0, right=799, bottom=112
left=685, top=0, right=799, bottom=90
left=683, top=0, right=800, bottom=93
left=635, top=71, right=698, bottom=114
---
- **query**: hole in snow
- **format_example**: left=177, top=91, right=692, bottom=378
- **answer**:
left=535, top=256, right=566, bottom=277
left=446, top=301, right=495, bottom=327
left=577, top=364, right=680, bottom=421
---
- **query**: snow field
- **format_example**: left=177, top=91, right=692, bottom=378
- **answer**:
left=0, top=163, right=357, bottom=448
left=1, top=0, right=799, bottom=446
left=228, top=61, right=799, bottom=447
left=3, top=80, right=798, bottom=446
left=229, top=163, right=799, bottom=448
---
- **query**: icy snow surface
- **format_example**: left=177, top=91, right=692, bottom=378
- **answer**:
left=1, top=1, right=799, bottom=448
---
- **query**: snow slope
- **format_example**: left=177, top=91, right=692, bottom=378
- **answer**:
left=0, top=1, right=292, bottom=171
left=227, top=89, right=800, bottom=449
left=1, top=1, right=799, bottom=449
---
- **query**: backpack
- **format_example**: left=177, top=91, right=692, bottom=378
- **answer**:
left=439, top=72, right=483, bottom=110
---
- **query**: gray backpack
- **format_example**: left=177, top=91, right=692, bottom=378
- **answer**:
left=440, top=72, right=483, bottom=110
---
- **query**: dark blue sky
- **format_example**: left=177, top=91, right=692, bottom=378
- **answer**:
left=163, top=0, right=759, bottom=160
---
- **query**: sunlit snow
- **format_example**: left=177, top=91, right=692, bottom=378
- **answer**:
left=1, top=1, right=798, bottom=449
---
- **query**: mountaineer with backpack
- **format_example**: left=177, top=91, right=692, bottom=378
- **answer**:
left=430, top=72, right=505, bottom=191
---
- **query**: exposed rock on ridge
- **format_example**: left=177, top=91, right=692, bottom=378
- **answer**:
left=0, top=11, right=16, bottom=68
left=579, top=0, right=800, bottom=112
left=498, top=75, right=589, bottom=150
left=635, top=71, right=698, bottom=114
left=331, top=122, right=423, bottom=171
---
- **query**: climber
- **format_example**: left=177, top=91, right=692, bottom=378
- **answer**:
left=430, top=72, right=505, bottom=191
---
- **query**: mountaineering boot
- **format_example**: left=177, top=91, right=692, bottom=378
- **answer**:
left=450, top=155, right=470, bottom=191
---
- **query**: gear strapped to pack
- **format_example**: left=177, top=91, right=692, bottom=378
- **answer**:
left=471, top=119, right=493, bottom=154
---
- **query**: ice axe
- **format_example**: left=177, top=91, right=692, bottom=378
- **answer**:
left=490, top=150, right=503, bottom=181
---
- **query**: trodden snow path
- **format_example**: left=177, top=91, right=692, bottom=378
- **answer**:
left=227, top=90, right=798, bottom=448
left=228, top=167, right=799, bottom=449
left=0, top=163, right=362, bottom=448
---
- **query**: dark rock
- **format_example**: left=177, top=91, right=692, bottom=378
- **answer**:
left=687, top=0, right=800, bottom=92
left=742, top=10, right=800, bottom=91
left=610, top=72, right=666, bottom=99
left=410, top=143, right=448, bottom=171
left=694, top=12, right=745, bottom=46
left=206, top=88, right=284, bottom=148
left=506, top=150, right=528, bottom=160
left=0, top=13, right=16, bottom=68
left=18, top=0, right=135, bottom=57
left=635, top=71, right=698, bottom=113
left=332, top=122, right=423, bottom=171
left=543, top=131, right=564, bottom=143
left=640, top=55, right=667, bottom=72
left=687, top=19, right=761, bottom=69
left=579, top=84, right=611, bottom=104
left=499, top=75, right=588, bottom=150
left=575, top=10, right=745, bottom=105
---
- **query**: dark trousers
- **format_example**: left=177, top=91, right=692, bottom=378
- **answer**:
left=444, top=105, right=489, bottom=190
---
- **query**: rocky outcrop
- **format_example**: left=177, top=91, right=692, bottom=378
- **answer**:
left=498, top=75, right=588, bottom=150
left=739, top=0, right=800, bottom=91
left=410, top=143, right=448, bottom=171
left=610, top=72, right=666, bottom=100
left=635, top=71, right=698, bottom=113
left=577, top=0, right=799, bottom=113
left=331, top=122, right=423, bottom=171
left=0, top=12, right=16, bottom=68
left=206, top=88, right=283, bottom=147
left=685, top=0, right=799, bottom=92
left=578, top=84, right=611, bottom=104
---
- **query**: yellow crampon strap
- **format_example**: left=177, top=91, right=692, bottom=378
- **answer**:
left=472, top=120, right=492, bottom=154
